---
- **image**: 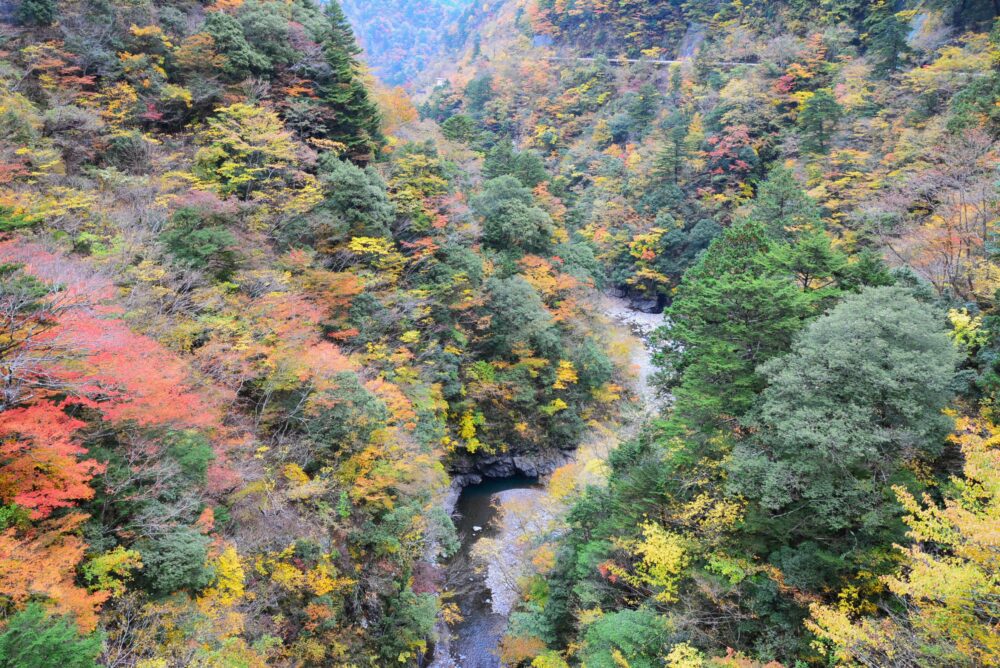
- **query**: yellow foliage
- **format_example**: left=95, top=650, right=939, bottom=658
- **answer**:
left=532, top=652, right=571, bottom=668
left=808, top=413, right=1000, bottom=665
left=948, top=308, right=987, bottom=349
left=347, top=236, right=405, bottom=278
left=905, top=34, right=993, bottom=95
left=349, top=236, right=394, bottom=255
left=553, top=360, right=579, bottom=390
left=283, top=463, right=310, bottom=486
left=193, top=103, right=299, bottom=200
left=610, top=521, right=689, bottom=603
left=665, top=642, right=705, bottom=667
left=83, top=546, right=143, bottom=596
left=633, top=521, right=689, bottom=603
left=304, top=561, right=350, bottom=597
left=532, top=543, right=557, bottom=572
left=592, top=382, right=623, bottom=404
left=136, top=660, right=169, bottom=668
left=548, top=463, right=578, bottom=501
left=271, top=561, right=305, bottom=590
left=95, top=82, right=139, bottom=129
left=459, top=409, right=485, bottom=453
left=4, top=185, right=96, bottom=222
left=201, top=546, right=245, bottom=607
left=541, top=398, right=569, bottom=415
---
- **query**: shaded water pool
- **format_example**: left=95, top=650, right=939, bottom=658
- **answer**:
left=438, top=476, right=542, bottom=667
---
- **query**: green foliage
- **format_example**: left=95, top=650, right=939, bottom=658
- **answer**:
left=6, top=0, right=998, bottom=664
left=0, top=605, right=101, bottom=668
left=730, top=286, right=960, bottom=586
left=203, top=10, right=272, bottom=80
left=864, top=1, right=911, bottom=75
left=318, top=155, right=396, bottom=241
left=304, top=372, right=388, bottom=462
left=374, top=589, right=437, bottom=663
left=554, top=240, right=602, bottom=283
left=0, top=262, right=55, bottom=315
left=237, top=0, right=296, bottom=70
left=161, top=208, right=239, bottom=280
left=747, top=166, right=821, bottom=236
left=624, top=83, right=661, bottom=138
left=484, top=275, right=558, bottom=358
left=316, top=1, right=384, bottom=160
left=137, top=526, right=215, bottom=597
left=346, top=292, right=393, bottom=345
left=663, top=220, right=811, bottom=428
left=164, top=430, right=216, bottom=484
left=464, top=74, right=494, bottom=116
left=578, top=609, right=670, bottom=668
left=472, top=176, right=554, bottom=255
left=797, top=89, right=842, bottom=153
left=0, top=207, right=35, bottom=233
left=441, top=114, right=477, bottom=143
left=483, top=143, right=549, bottom=187
left=766, top=229, right=848, bottom=303
left=653, top=121, right=688, bottom=185
left=104, top=132, right=152, bottom=174
left=15, top=0, right=56, bottom=26
left=0, top=504, right=30, bottom=531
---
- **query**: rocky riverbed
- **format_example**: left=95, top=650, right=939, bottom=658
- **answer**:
left=430, top=478, right=544, bottom=667
left=430, top=294, right=661, bottom=667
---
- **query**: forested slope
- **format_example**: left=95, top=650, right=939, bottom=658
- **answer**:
left=0, top=0, right=999, bottom=666
left=0, top=0, right=623, bottom=664
left=340, top=0, right=473, bottom=86
left=414, top=0, right=1000, bottom=666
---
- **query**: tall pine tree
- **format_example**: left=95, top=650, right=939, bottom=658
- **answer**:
left=314, top=1, right=384, bottom=162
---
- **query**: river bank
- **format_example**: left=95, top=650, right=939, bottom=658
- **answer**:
left=430, top=294, right=662, bottom=667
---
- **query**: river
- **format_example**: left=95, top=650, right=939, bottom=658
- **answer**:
left=433, top=477, right=544, bottom=667
left=430, top=295, right=662, bottom=667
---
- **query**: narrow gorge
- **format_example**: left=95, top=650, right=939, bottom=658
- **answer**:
left=433, top=294, right=664, bottom=667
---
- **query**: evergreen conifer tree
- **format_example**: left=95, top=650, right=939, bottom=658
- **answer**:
left=315, top=1, right=384, bottom=162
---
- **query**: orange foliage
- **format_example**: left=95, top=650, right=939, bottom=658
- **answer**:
left=365, top=378, right=417, bottom=430
left=0, top=513, right=109, bottom=631
left=0, top=401, right=102, bottom=519
left=0, top=241, right=235, bottom=629
left=376, top=85, right=418, bottom=134
left=499, top=634, right=547, bottom=665
left=0, top=240, right=225, bottom=429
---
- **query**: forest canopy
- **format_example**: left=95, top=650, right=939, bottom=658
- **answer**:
left=0, top=0, right=998, bottom=666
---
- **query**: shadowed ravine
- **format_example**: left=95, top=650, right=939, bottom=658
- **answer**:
left=437, top=477, right=543, bottom=667
left=432, top=296, right=661, bottom=666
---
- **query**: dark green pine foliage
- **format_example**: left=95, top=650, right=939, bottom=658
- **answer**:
left=203, top=11, right=271, bottom=80
left=747, top=166, right=821, bottom=236
left=15, top=0, right=57, bottom=26
left=863, top=1, right=912, bottom=76
left=729, top=287, right=959, bottom=590
left=0, top=605, right=101, bottom=668
left=316, top=1, right=384, bottom=162
left=797, top=89, right=842, bottom=154
left=653, top=122, right=688, bottom=185
left=662, top=219, right=812, bottom=431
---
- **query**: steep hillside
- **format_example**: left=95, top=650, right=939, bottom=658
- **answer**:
left=341, top=0, right=473, bottom=85
left=0, top=0, right=999, bottom=666
left=0, top=0, right=628, bottom=665
left=412, top=0, right=1000, bottom=666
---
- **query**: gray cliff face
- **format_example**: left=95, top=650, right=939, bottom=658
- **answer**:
left=448, top=448, right=574, bottom=483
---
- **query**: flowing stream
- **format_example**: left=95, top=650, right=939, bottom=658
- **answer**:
left=435, top=477, right=544, bottom=667
left=432, top=295, right=662, bottom=667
